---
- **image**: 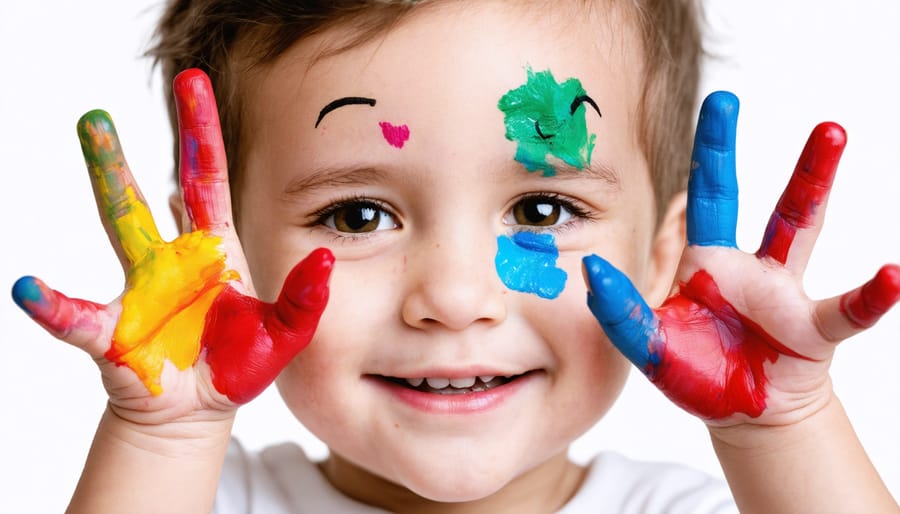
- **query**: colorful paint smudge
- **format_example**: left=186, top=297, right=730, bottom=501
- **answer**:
left=11, top=69, right=332, bottom=404
left=583, top=91, right=900, bottom=420
left=379, top=121, right=410, bottom=148
left=498, top=68, right=600, bottom=176
left=495, top=232, right=567, bottom=299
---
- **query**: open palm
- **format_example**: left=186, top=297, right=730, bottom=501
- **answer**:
left=12, top=69, right=333, bottom=424
left=584, top=92, right=899, bottom=426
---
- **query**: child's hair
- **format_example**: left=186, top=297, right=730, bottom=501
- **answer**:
left=148, top=0, right=702, bottom=223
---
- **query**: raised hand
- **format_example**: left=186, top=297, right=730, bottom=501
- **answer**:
left=11, top=69, right=333, bottom=419
left=583, top=91, right=900, bottom=424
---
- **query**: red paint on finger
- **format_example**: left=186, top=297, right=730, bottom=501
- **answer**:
left=840, top=264, right=900, bottom=328
left=652, top=270, right=806, bottom=419
left=201, top=249, right=333, bottom=403
left=174, top=69, right=230, bottom=231
left=12, top=276, right=104, bottom=340
left=757, top=122, right=846, bottom=264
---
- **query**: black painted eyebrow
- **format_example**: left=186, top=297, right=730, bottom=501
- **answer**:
left=571, top=95, right=602, bottom=117
left=314, top=97, right=377, bottom=128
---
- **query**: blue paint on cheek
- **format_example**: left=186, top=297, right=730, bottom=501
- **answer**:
left=495, top=232, right=567, bottom=299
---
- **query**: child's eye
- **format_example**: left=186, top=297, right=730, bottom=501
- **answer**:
left=316, top=199, right=398, bottom=234
left=504, top=194, right=588, bottom=230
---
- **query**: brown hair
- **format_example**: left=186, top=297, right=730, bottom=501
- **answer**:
left=148, top=0, right=702, bottom=223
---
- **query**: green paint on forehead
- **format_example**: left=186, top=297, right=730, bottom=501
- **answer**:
left=498, top=68, right=598, bottom=176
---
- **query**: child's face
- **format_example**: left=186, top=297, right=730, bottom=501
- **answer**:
left=235, top=0, right=675, bottom=504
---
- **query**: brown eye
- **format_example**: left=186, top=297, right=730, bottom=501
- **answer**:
left=324, top=202, right=397, bottom=233
left=512, top=197, right=562, bottom=226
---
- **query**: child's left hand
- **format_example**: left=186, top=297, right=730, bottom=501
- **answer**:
left=583, top=91, right=899, bottom=427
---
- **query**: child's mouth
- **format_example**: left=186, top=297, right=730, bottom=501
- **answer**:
left=381, top=374, right=524, bottom=395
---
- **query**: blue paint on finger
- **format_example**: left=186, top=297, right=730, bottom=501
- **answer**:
left=495, top=232, right=567, bottom=299
left=583, top=254, right=664, bottom=372
left=11, top=276, right=43, bottom=316
left=687, top=91, right=740, bottom=248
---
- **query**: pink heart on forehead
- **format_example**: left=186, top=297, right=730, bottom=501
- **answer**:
left=379, top=121, right=410, bottom=149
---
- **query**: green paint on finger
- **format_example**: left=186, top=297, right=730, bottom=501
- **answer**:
left=498, top=68, right=600, bottom=176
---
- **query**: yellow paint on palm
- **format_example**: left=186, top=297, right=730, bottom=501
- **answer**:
left=105, top=189, right=239, bottom=395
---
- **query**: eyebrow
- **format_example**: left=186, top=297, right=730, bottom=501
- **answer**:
left=315, top=97, right=377, bottom=128
left=283, top=166, right=387, bottom=198
left=525, top=160, right=621, bottom=189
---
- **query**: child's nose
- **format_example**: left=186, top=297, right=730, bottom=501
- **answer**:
left=400, top=231, right=507, bottom=331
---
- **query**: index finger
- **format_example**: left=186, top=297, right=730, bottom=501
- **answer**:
left=78, top=110, right=162, bottom=267
left=174, top=69, right=232, bottom=232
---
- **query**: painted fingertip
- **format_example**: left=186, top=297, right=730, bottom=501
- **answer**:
left=696, top=91, right=739, bottom=149
left=811, top=121, right=847, bottom=148
left=76, top=109, right=118, bottom=152
left=174, top=68, right=218, bottom=126
left=285, top=248, right=335, bottom=309
left=12, top=276, right=48, bottom=316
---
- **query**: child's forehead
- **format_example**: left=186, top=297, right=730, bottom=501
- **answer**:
left=242, top=1, right=645, bottom=132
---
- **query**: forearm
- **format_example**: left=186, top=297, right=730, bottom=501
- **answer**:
left=67, top=406, right=234, bottom=514
left=710, top=395, right=897, bottom=514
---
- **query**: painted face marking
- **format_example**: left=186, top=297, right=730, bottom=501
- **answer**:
left=498, top=68, right=601, bottom=176
left=315, top=96, right=377, bottom=128
left=379, top=121, right=410, bottom=148
left=495, top=232, right=567, bottom=299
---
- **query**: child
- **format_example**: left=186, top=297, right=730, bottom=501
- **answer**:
left=9, top=0, right=899, bottom=512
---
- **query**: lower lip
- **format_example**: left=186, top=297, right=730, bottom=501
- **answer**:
left=369, top=373, right=536, bottom=415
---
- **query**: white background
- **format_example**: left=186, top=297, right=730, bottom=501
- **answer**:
left=1, top=2, right=898, bottom=512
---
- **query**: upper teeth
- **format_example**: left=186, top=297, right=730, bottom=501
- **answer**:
left=406, top=376, right=499, bottom=389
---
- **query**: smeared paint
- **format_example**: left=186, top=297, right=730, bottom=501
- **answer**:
left=687, top=91, right=740, bottom=248
left=379, top=121, right=410, bottom=148
left=202, top=249, right=333, bottom=403
left=495, top=232, right=567, bottom=299
left=840, top=264, right=900, bottom=328
left=16, top=70, right=335, bottom=404
left=585, top=256, right=805, bottom=419
left=11, top=276, right=104, bottom=338
left=498, top=68, right=599, bottom=176
left=757, top=122, right=845, bottom=263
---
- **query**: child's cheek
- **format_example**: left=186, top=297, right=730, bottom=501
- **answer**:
left=494, top=232, right=567, bottom=299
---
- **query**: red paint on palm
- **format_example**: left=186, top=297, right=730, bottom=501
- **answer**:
left=652, top=270, right=805, bottom=419
left=202, top=249, right=334, bottom=403
left=757, top=122, right=846, bottom=263
left=841, top=264, right=900, bottom=328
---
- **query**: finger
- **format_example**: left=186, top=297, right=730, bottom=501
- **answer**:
left=686, top=91, right=740, bottom=248
left=816, top=265, right=900, bottom=341
left=582, top=255, right=664, bottom=374
left=173, top=69, right=232, bottom=232
left=12, top=276, right=114, bottom=356
left=201, top=248, right=334, bottom=404
left=756, top=122, right=846, bottom=271
left=77, top=110, right=162, bottom=268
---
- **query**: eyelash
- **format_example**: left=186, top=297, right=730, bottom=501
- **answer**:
left=308, top=192, right=595, bottom=239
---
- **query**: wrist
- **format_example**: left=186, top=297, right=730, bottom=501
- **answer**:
left=101, top=404, right=235, bottom=459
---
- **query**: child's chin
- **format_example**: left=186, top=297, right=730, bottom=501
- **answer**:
left=389, top=457, right=518, bottom=503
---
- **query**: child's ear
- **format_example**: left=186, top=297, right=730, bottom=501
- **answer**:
left=168, top=190, right=190, bottom=235
left=645, top=191, right=687, bottom=307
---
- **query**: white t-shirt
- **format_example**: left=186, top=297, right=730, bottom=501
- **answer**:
left=214, top=440, right=737, bottom=513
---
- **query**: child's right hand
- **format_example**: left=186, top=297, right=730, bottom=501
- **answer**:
left=11, top=69, right=332, bottom=428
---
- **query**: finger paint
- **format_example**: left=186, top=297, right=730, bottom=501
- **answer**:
left=78, top=111, right=163, bottom=265
left=201, top=248, right=333, bottom=403
left=498, top=68, right=598, bottom=176
left=379, top=122, right=410, bottom=148
left=106, top=227, right=238, bottom=395
left=495, top=232, right=567, bottom=299
left=651, top=270, right=806, bottom=419
left=840, top=264, right=900, bottom=328
left=174, top=69, right=231, bottom=231
left=11, top=276, right=104, bottom=339
left=757, top=122, right=845, bottom=263
left=686, top=91, right=739, bottom=248
left=584, top=254, right=806, bottom=420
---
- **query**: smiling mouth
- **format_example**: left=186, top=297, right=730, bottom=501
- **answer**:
left=379, top=373, right=530, bottom=395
